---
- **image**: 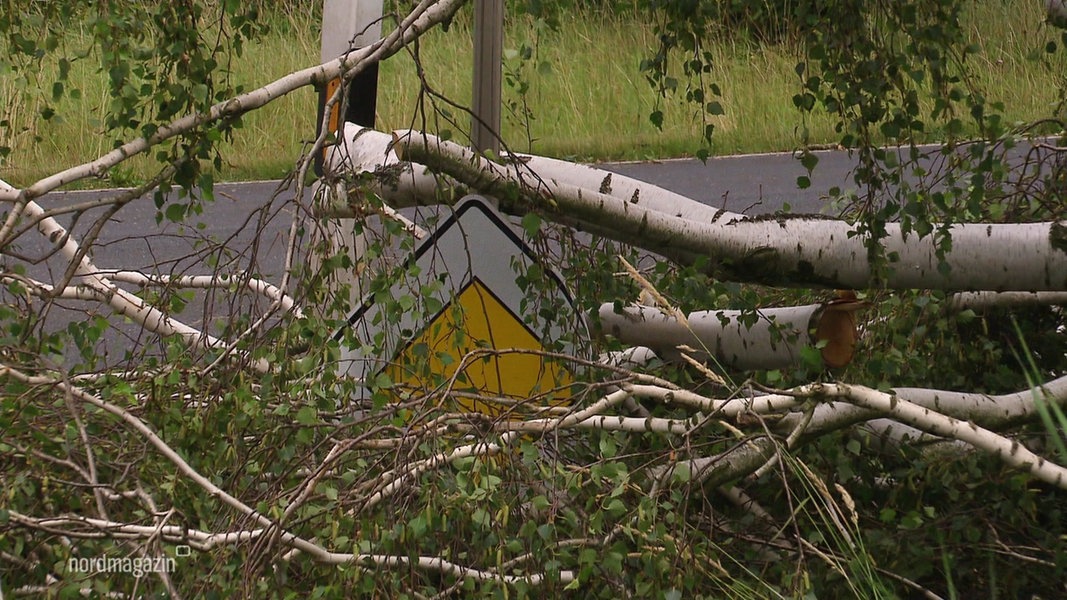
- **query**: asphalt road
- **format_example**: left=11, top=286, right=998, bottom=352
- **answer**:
left=603, top=150, right=854, bottom=215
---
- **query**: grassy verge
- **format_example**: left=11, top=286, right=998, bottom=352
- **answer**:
left=1, top=1, right=1064, bottom=187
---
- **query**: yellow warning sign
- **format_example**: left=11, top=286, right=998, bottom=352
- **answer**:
left=338, top=196, right=584, bottom=414
left=386, top=278, right=573, bottom=415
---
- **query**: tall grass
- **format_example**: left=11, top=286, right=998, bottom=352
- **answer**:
left=1, top=1, right=1064, bottom=187
left=370, top=6, right=844, bottom=159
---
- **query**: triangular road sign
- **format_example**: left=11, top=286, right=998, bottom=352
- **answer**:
left=336, top=196, right=583, bottom=414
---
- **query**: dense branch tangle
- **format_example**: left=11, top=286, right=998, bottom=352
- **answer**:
left=8, top=120, right=1065, bottom=596
left=312, top=122, right=1067, bottom=593
left=2, top=0, right=1067, bottom=597
left=6, top=347, right=1067, bottom=593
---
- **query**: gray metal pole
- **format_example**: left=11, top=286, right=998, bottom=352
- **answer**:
left=316, top=0, right=383, bottom=176
left=471, top=0, right=503, bottom=155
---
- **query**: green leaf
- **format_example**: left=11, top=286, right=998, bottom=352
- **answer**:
left=373, top=372, right=393, bottom=389
left=599, top=435, right=616, bottom=458
left=531, top=495, right=550, bottom=511
left=800, top=152, right=819, bottom=172
left=799, top=345, right=823, bottom=370
left=846, top=439, right=861, bottom=455
left=295, top=406, right=317, bottom=425
left=165, top=203, right=186, bottom=223
left=649, top=110, right=664, bottom=130
left=521, top=212, right=542, bottom=237
left=670, top=462, right=691, bottom=483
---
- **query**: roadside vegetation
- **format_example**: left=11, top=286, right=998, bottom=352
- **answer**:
left=1, top=0, right=1063, bottom=185
left=3, top=1, right=1067, bottom=597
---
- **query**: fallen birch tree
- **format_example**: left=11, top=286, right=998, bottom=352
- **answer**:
left=1, top=0, right=1066, bottom=598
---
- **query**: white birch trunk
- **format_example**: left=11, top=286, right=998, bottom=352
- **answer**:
left=508, top=152, right=727, bottom=223
left=949, top=291, right=1067, bottom=311
left=598, top=301, right=861, bottom=370
left=389, top=131, right=1067, bottom=292
left=322, top=126, right=459, bottom=211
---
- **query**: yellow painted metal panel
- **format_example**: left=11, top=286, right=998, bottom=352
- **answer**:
left=387, top=279, right=573, bottom=415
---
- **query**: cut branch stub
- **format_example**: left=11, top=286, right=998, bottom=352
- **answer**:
left=817, top=292, right=867, bottom=368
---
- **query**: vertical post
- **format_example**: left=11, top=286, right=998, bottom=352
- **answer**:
left=316, top=0, right=384, bottom=176
left=312, top=0, right=384, bottom=322
left=471, top=0, right=503, bottom=155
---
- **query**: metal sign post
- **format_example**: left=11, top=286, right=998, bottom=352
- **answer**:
left=316, top=0, right=383, bottom=175
left=471, top=0, right=503, bottom=155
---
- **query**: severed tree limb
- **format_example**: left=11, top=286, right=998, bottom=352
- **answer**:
left=1, top=274, right=111, bottom=302
left=328, top=126, right=724, bottom=222
left=1, top=270, right=302, bottom=366
left=794, top=373, right=1067, bottom=435
left=664, top=437, right=781, bottom=488
left=507, top=152, right=729, bottom=223
left=0, top=0, right=467, bottom=205
left=852, top=418, right=972, bottom=456
left=3, top=271, right=298, bottom=318
left=8, top=512, right=267, bottom=550
left=10, top=197, right=269, bottom=372
left=803, top=383, right=1067, bottom=489
left=651, top=379, right=1067, bottom=490
left=390, top=131, right=1067, bottom=292
left=325, top=127, right=429, bottom=198
left=617, top=369, right=1067, bottom=431
left=599, top=301, right=862, bottom=370
left=948, top=290, right=1067, bottom=312
left=96, top=270, right=302, bottom=317
left=386, top=132, right=714, bottom=266
left=495, top=414, right=701, bottom=434
left=355, top=432, right=521, bottom=513
left=625, top=383, right=805, bottom=417
left=2, top=165, right=179, bottom=258
left=313, top=178, right=429, bottom=238
left=494, top=388, right=633, bottom=434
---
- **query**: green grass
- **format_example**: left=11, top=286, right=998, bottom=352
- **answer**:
left=1, top=1, right=1064, bottom=187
